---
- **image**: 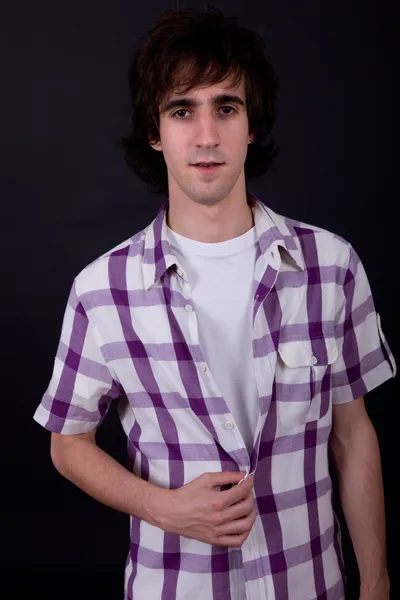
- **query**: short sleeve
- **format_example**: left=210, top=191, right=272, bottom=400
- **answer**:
left=331, top=244, right=397, bottom=404
left=33, top=279, right=122, bottom=434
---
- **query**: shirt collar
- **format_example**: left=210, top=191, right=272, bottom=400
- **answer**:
left=142, top=192, right=305, bottom=291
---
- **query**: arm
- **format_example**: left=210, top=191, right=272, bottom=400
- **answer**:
left=50, top=431, right=258, bottom=549
left=50, top=430, right=166, bottom=527
left=329, top=396, right=390, bottom=599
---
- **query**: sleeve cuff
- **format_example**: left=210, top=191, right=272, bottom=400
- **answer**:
left=33, top=404, right=100, bottom=435
left=332, top=358, right=395, bottom=405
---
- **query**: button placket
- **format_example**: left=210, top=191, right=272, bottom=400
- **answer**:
left=183, top=300, right=244, bottom=456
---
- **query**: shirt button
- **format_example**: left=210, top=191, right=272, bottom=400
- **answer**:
left=224, top=421, right=234, bottom=430
left=310, top=356, right=318, bottom=366
left=200, top=363, right=207, bottom=372
left=185, top=304, right=193, bottom=312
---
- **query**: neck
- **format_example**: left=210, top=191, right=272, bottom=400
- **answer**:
left=166, top=192, right=255, bottom=243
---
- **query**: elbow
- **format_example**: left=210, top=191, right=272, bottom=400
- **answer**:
left=329, top=434, right=345, bottom=472
left=50, top=430, right=96, bottom=473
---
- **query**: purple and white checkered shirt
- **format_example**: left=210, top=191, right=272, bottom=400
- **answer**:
left=34, top=193, right=396, bottom=599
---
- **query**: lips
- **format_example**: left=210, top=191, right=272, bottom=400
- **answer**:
left=192, top=163, right=223, bottom=173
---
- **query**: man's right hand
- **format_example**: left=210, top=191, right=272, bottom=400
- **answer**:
left=149, top=471, right=256, bottom=548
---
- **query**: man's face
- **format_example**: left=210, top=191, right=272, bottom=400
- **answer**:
left=150, top=73, right=252, bottom=207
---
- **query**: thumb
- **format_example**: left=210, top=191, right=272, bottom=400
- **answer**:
left=206, top=471, right=247, bottom=488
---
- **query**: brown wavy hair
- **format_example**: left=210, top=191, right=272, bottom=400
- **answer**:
left=116, top=5, right=279, bottom=196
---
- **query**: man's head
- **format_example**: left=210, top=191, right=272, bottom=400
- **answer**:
left=150, top=69, right=251, bottom=208
left=118, top=7, right=279, bottom=199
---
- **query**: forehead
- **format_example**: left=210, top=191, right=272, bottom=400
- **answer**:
left=161, top=59, right=245, bottom=99
left=178, top=71, right=244, bottom=92
left=161, top=74, right=246, bottom=110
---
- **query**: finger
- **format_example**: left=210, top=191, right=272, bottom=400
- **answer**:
left=218, top=498, right=255, bottom=524
left=207, top=471, right=248, bottom=488
left=213, top=533, right=248, bottom=548
left=215, top=512, right=255, bottom=537
left=217, top=474, right=254, bottom=507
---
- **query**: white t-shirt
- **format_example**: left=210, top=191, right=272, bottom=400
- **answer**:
left=167, top=223, right=259, bottom=456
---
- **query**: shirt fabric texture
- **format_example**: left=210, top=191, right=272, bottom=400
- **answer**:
left=34, top=193, right=397, bottom=600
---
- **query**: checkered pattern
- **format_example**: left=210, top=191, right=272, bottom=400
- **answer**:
left=34, top=194, right=396, bottom=599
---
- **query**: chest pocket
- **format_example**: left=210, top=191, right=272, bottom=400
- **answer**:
left=275, top=336, right=338, bottom=428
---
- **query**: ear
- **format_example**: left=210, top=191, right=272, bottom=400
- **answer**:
left=149, top=139, right=163, bottom=151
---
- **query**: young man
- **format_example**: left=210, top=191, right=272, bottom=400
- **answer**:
left=33, top=7, right=396, bottom=600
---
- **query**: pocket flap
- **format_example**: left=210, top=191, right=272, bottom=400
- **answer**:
left=278, top=337, right=338, bottom=368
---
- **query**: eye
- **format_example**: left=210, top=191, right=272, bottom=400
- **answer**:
left=220, top=106, right=236, bottom=115
left=171, top=106, right=237, bottom=119
left=172, top=109, right=190, bottom=119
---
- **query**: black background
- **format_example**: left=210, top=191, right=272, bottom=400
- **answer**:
left=1, top=1, right=398, bottom=598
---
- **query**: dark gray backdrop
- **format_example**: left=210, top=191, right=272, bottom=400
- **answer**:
left=1, top=1, right=398, bottom=598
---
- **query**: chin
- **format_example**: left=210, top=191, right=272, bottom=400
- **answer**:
left=187, top=189, right=230, bottom=206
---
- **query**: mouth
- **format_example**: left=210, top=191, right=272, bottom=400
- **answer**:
left=191, top=163, right=224, bottom=174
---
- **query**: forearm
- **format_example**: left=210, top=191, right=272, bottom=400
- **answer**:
left=330, top=417, right=389, bottom=591
left=51, top=434, right=166, bottom=526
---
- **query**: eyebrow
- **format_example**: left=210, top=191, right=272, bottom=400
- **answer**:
left=161, top=93, right=246, bottom=114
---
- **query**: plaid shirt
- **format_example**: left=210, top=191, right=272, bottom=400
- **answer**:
left=34, top=193, right=396, bottom=599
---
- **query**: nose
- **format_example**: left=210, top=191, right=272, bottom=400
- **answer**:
left=194, top=114, right=220, bottom=148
